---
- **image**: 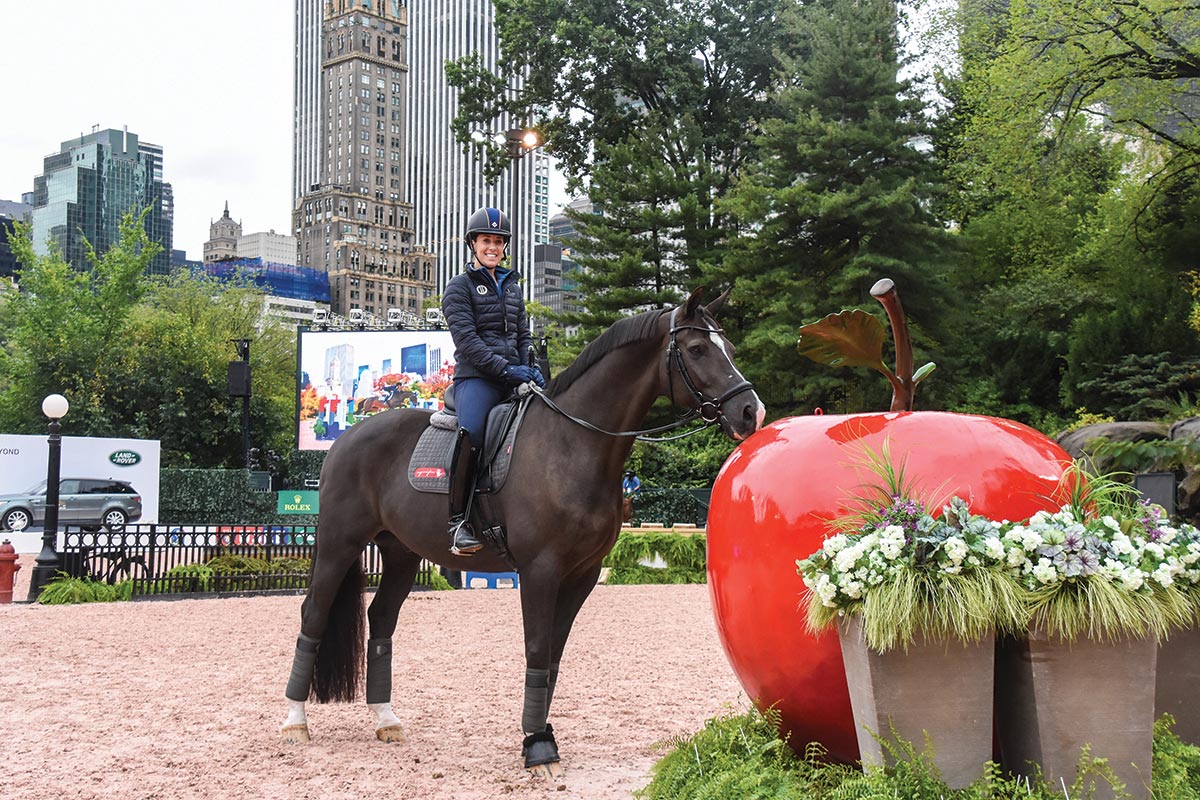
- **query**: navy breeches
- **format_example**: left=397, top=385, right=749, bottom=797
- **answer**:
left=453, top=377, right=507, bottom=448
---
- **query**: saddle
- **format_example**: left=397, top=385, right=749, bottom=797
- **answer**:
left=407, top=383, right=535, bottom=495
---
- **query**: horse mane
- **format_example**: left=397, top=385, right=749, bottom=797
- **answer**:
left=546, top=308, right=669, bottom=396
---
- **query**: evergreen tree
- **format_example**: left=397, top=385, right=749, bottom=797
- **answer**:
left=719, top=0, right=951, bottom=416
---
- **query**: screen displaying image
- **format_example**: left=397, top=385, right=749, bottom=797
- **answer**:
left=296, top=329, right=456, bottom=451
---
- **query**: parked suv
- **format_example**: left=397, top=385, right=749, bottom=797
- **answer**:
left=0, top=478, right=142, bottom=532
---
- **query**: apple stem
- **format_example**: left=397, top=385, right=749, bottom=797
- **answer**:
left=870, top=278, right=914, bottom=412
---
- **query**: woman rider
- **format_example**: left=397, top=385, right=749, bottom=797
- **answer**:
left=441, top=207, right=545, bottom=555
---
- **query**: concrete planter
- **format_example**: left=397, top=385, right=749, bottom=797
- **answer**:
left=837, top=616, right=994, bottom=788
left=1155, top=623, right=1200, bottom=746
left=995, top=627, right=1156, bottom=800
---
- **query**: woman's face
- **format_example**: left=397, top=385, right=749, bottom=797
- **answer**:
left=472, top=232, right=507, bottom=270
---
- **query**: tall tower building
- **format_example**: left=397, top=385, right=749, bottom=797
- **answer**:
left=293, top=0, right=551, bottom=299
left=30, top=127, right=173, bottom=275
left=293, top=0, right=435, bottom=319
left=405, top=0, right=549, bottom=297
left=293, top=0, right=325, bottom=204
left=204, top=202, right=243, bottom=263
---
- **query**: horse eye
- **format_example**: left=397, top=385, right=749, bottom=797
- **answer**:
left=688, top=344, right=706, bottom=357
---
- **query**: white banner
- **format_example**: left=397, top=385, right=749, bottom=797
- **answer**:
left=0, top=434, right=161, bottom=551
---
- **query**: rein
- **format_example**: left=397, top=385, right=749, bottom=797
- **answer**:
left=528, top=307, right=755, bottom=443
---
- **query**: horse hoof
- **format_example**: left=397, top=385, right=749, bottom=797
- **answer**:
left=281, top=724, right=311, bottom=744
left=527, top=761, right=564, bottom=780
left=375, top=724, right=406, bottom=743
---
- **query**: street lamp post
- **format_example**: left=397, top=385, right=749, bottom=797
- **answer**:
left=470, top=127, right=543, bottom=274
left=27, top=393, right=70, bottom=601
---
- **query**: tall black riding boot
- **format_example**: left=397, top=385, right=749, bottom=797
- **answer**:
left=448, top=428, right=483, bottom=555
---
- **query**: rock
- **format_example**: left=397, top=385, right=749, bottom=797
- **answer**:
left=1170, top=417, right=1200, bottom=443
left=1056, top=422, right=1170, bottom=460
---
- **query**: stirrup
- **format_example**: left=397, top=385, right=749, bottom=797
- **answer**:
left=449, top=516, right=483, bottom=556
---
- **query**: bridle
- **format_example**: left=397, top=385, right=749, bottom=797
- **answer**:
left=529, top=307, right=756, bottom=441
left=664, top=307, right=755, bottom=425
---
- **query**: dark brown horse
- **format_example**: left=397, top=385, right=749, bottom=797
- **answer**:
left=279, top=287, right=763, bottom=777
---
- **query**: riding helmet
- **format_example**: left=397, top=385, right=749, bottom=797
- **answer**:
left=465, top=207, right=512, bottom=250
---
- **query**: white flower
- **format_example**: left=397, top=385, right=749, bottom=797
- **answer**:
left=1020, top=529, right=1044, bottom=551
left=843, top=580, right=864, bottom=599
left=834, top=546, right=862, bottom=574
left=1032, top=558, right=1059, bottom=584
left=822, top=534, right=850, bottom=556
left=815, top=575, right=839, bottom=607
left=984, top=538, right=1006, bottom=561
left=1111, top=532, right=1134, bottom=556
left=1007, top=546, right=1027, bottom=567
left=1119, top=567, right=1145, bottom=591
left=943, top=537, right=968, bottom=564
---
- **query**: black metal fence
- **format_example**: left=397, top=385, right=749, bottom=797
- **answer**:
left=58, top=524, right=434, bottom=600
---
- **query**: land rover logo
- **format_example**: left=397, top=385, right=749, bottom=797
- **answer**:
left=109, top=450, right=141, bottom=466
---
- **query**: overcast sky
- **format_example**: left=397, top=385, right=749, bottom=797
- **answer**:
left=1, top=0, right=294, bottom=259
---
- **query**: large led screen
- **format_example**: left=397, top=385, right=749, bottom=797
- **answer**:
left=296, top=329, right=456, bottom=451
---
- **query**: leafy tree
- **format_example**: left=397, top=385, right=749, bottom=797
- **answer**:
left=0, top=217, right=297, bottom=468
left=0, top=211, right=154, bottom=432
left=717, top=0, right=952, bottom=416
left=114, top=272, right=298, bottom=467
left=448, top=0, right=796, bottom=327
left=960, top=0, right=1200, bottom=189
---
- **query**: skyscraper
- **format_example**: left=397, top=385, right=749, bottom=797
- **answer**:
left=405, top=0, right=550, bottom=297
left=30, top=127, right=173, bottom=275
left=293, top=0, right=436, bottom=319
left=292, top=0, right=551, bottom=299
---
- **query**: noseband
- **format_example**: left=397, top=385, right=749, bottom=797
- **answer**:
left=666, top=308, right=755, bottom=424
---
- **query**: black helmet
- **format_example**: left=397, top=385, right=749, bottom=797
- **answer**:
left=465, top=207, right=511, bottom=248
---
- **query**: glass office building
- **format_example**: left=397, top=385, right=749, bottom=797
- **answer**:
left=31, top=128, right=173, bottom=275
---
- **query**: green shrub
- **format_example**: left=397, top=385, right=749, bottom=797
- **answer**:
left=37, top=573, right=132, bottom=605
left=426, top=569, right=455, bottom=591
left=603, top=532, right=707, bottom=584
left=140, top=563, right=215, bottom=595
left=639, top=709, right=1200, bottom=800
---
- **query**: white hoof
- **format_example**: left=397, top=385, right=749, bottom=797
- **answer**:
left=375, top=723, right=406, bottom=743
left=527, top=761, right=564, bottom=779
left=281, top=723, right=311, bottom=744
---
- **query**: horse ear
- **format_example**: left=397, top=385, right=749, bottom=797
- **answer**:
left=683, top=286, right=706, bottom=320
left=705, top=287, right=731, bottom=318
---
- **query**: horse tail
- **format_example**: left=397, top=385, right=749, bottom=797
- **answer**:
left=312, top=558, right=365, bottom=703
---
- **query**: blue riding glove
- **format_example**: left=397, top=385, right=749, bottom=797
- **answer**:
left=504, top=365, right=545, bottom=388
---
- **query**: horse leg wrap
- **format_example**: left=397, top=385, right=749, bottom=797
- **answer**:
left=521, top=668, right=550, bottom=734
left=365, top=638, right=392, bottom=705
left=546, top=662, right=560, bottom=712
left=285, top=634, right=321, bottom=702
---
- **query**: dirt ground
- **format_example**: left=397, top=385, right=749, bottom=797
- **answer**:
left=1, top=562, right=748, bottom=800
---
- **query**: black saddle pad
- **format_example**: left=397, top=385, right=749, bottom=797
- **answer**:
left=407, top=393, right=531, bottom=494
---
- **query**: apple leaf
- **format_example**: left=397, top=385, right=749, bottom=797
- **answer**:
left=797, top=309, right=888, bottom=372
left=913, top=362, right=936, bottom=384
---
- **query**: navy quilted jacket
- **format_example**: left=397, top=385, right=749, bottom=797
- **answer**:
left=442, top=262, right=534, bottom=381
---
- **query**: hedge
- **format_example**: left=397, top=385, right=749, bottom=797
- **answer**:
left=161, top=464, right=708, bottom=528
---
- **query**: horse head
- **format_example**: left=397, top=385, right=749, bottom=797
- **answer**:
left=664, top=287, right=765, bottom=441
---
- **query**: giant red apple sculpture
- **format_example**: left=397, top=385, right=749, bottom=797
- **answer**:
left=706, top=280, right=1073, bottom=762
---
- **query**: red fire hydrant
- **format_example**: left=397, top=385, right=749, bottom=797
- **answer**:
left=0, top=540, right=21, bottom=604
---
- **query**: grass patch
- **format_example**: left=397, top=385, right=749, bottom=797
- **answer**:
left=639, top=708, right=1200, bottom=799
